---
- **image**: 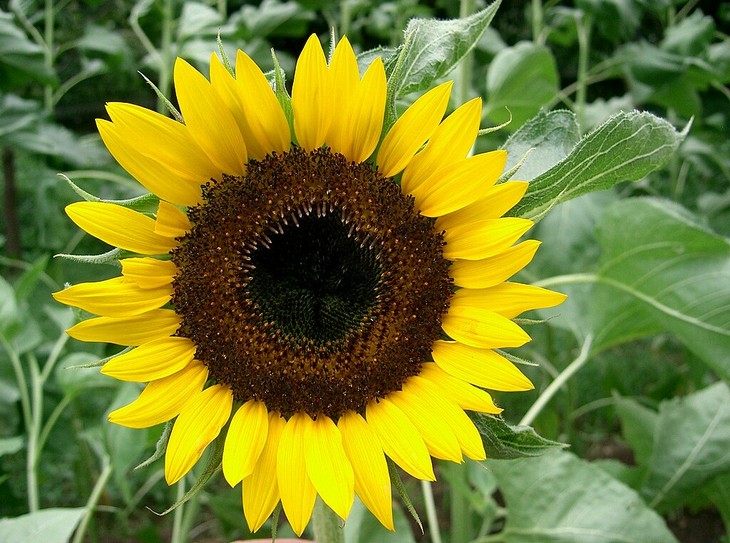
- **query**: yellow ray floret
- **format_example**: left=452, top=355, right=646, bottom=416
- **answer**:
left=277, top=412, right=317, bottom=536
left=155, top=201, right=191, bottom=238
left=165, top=384, right=233, bottom=485
left=66, top=309, right=180, bottom=346
left=337, top=412, right=394, bottom=530
left=366, top=398, right=435, bottom=481
left=419, top=363, right=502, bottom=413
left=108, top=360, right=208, bottom=428
left=303, top=414, right=355, bottom=520
left=449, top=240, right=541, bottom=289
left=66, top=202, right=179, bottom=255
left=292, top=35, right=330, bottom=151
left=442, top=217, right=534, bottom=260
left=53, top=277, right=171, bottom=317
left=243, top=411, right=285, bottom=533
left=120, top=257, right=177, bottom=289
left=431, top=341, right=534, bottom=392
left=101, top=336, right=196, bottom=382
left=223, top=400, right=269, bottom=486
left=450, top=283, right=568, bottom=319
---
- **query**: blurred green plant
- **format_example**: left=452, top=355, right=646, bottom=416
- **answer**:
left=1, top=0, right=729, bottom=542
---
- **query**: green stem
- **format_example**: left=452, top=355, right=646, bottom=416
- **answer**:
left=312, top=498, right=345, bottom=543
left=421, top=480, right=443, bottom=543
left=457, top=0, right=475, bottom=106
left=531, top=0, right=544, bottom=44
left=171, top=479, right=187, bottom=543
left=158, top=0, right=174, bottom=114
left=27, top=354, right=43, bottom=512
left=43, top=0, right=54, bottom=114
left=71, top=455, right=112, bottom=543
left=449, top=465, right=471, bottom=543
left=575, top=12, right=592, bottom=132
left=519, top=334, right=594, bottom=427
left=339, top=0, right=351, bottom=38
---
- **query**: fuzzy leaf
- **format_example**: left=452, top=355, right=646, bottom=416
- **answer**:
left=510, top=111, right=686, bottom=220
left=0, top=508, right=86, bottom=543
left=470, top=413, right=566, bottom=459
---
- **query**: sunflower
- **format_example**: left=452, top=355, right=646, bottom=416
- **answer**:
left=54, top=35, right=566, bottom=535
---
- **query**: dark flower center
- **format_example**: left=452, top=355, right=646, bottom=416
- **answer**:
left=171, top=147, right=452, bottom=418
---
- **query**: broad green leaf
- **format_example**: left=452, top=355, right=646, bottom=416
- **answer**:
left=639, top=382, right=730, bottom=512
left=577, top=0, right=641, bottom=42
left=233, top=0, right=314, bottom=40
left=176, top=1, right=223, bottom=42
left=592, top=198, right=730, bottom=379
left=0, top=508, right=86, bottom=543
left=510, top=111, right=686, bottom=221
left=55, top=352, right=113, bottom=396
left=470, top=413, right=566, bottom=459
left=661, top=10, right=715, bottom=57
left=502, top=109, right=581, bottom=181
left=490, top=451, right=678, bottom=543
left=485, top=42, right=559, bottom=128
left=0, top=275, right=19, bottom=339
left=387, top=1, right=500, bottom=100
left=615, top=396, right=658, bottom=466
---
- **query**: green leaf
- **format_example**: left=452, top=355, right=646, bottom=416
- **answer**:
left=489, top=451, right=678, bottom=543
left=0, top=275, right=19, bottom=339
left=639, top=382, right=730, bottom=512
left=502, top=109, right=581, bottom=181
left=592, top=198, right=730, bottom=379
left=176, top=1, right=223, bottom=42
left=387, top=1, right=500, bottom=100
left=661, top=10, right=715, bottom=57
left=344, top=498, right=416, bottom=543
left=55, top=352, right=112, bottom=396
left=470, top=413, right=566, bottom=459
left=0, top=10, right=56, bottom=88
left=615, top=396, right=658, bottom=466
left=0, top=435, right=23, bottom=457
left=485, top=41, right=559, bottom=129
left=510, top=111, right=686, bottom=221
left=0, top=508, right=86, bottom=543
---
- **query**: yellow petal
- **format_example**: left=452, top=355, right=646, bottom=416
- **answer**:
left=103, top=103, right=218, bottom=200
left=174, top=58, right=247, bottom=174
left=223, top=400, right=269, bottom=487
left=304, top=414, right=354, bottom=520
left=449, top=240, right=541, bottom=289
left=442, top=217, right=533, bottom=260
left=165, top=384, right=233, bottom=484
left=401, top=97, right=482, bottom=193
left=277, top=412, right=317, bottom=536
left=345, top=58, right=387, bottom=162
left=327, top=37, right=360, bottom=141
left=435, top=181, right=529, bottom=231
left=410, top=151, right=507, bottom=217
left=337, top=411, right=394, bottom=530
left=405, top=376, right=486, bottom=460
left=66, top=202, right=178, bottom=255
left=53, top=276, right=171, bottom=317
left=451, top=283, right=568, bottom=319
left=431, top=340, right=533, bottom=392
left=234, top=50, right=291, bottom=157
left=292, top=34, right=330, bottom=151
left=101, top=336, right=196, bottom=382
left=365, top=398, right=434, bottom=481
left=121, top=257, right=177, bottom=289
left=155, top=201, right=190, bottom=238
left=388, top=387, right=463, bottom=462
left=419, top=362, right=502, bottom=413
left=442, top=305, right=531, bottom=349
left=243, top=411, right=286, bottom=533
left=67, top=309, right=180, bottom=346
left=377, top=81, right=453, bottom=178
left=96, top=118, right=204, bottom=207
left=108, top=360, right=208, bottom=428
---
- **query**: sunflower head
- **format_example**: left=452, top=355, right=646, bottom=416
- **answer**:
left=54, top=35, right=566, bottom=535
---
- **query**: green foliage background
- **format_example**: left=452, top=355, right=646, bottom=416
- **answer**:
left=1, top=0, right=729, bottom=542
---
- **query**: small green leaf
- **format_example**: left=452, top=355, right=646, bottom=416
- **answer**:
left=0, top=10, right=57, bottom=88
left=0, top=435, right=23, bottom=457
left=511, top=111, right=687, bottom=221
left=639, top=382, right=730, bottom=512
left=703, top=471, right=730, bottom=536
left=502, top=109, right=581, bottom=181
left=470, top=413, right=566, bottom=459
left=661, top=10, right=715, bottom=57
left=55, top=352, right=112, bottom=396
left=490, top=451, right=678, bottom=543
left=485, top=42, right=560, bottom=128
left=387, top=1, right=500, bottom=102
left=0, top=508, right=86, bottom=543
left=387, top=458, right=422, bottom=533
